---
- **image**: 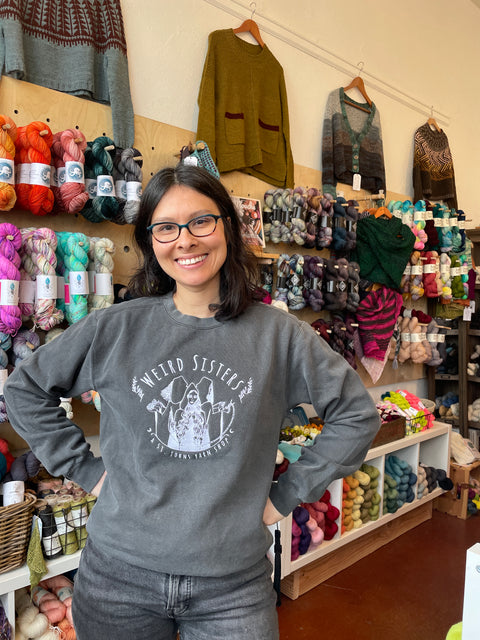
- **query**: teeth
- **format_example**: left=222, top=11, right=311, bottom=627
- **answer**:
left=177, top=255, right=206, bottom=266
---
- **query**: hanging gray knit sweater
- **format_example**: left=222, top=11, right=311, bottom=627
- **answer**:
left=0, top=0, right=134, bottom=148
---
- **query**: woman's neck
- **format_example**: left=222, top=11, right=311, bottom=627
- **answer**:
left=172, top=288, right=219, bottom=318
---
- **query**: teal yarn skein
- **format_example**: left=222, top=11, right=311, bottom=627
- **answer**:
left=90, top=136, right=121, bottom=224
left=57, top=231, right=90, bottom=324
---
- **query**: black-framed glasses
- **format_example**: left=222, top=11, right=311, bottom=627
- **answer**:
left=147, top=214, right=222, bottom=243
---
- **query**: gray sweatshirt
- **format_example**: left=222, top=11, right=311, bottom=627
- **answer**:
left=4, top=294, right=380, bottom=576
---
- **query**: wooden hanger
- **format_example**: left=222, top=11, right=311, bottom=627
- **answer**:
left=427, top=107, right=441, bottom=132
left=343, top=64, right=372, bottom=113
left=233, top=3, right=264, bottom=47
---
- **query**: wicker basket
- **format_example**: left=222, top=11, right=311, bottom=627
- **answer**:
left=0, top=491, right=37, bottom=574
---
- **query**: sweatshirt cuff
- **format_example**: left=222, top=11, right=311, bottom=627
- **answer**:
left=67, top=456, right=105, bottom=493
left=268, top=478, right=300, bottom=517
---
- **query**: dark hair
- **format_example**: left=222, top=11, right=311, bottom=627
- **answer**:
left=129, top=164, right=262, bottom=320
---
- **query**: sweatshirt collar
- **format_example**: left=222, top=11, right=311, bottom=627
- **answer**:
left=163, top=292, right=221, bottom=329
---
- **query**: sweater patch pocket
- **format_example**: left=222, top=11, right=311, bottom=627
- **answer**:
left=225, top=112, right=245, bottom=145
left=258, top=118, right=279, bottom=154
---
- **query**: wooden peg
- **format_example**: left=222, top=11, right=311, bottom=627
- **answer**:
left=104, top=144, right=115, bottom=151
left=40, top=129, right=49, bottom=136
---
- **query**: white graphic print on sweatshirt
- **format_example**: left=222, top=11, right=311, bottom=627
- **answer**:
left=131, top=353, right=254, bottom=459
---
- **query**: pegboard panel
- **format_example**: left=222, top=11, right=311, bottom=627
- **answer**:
left=0, top=76, right=426, bottom=451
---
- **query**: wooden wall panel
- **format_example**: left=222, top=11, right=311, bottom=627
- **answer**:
left=0, top=77, right=425, bottom=451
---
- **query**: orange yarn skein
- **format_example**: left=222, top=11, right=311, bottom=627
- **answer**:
left=26, top=121, right=54, bottom=215
left=14, top=125, right=31, bottom=210
left=0, top=114, right=17, bottom=211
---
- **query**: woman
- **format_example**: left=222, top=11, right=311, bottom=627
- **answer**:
left=4, top=164, right=380, bottom=640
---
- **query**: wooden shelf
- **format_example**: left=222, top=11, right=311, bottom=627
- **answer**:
left=435, top=373, right=459, bottom=380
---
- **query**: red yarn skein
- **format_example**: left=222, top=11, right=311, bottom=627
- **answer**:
left=25, top=121, right=54, bottom=215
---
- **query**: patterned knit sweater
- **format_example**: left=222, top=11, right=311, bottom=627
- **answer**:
left=197, top=29, right=294, bottom=188
left=321, top=88, right=386, bottom=196
left=0, top=0, right=134, bottom=148
left=413, top=123, right=457, bottom=209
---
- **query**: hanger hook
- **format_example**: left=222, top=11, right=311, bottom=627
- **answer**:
left=250, top=2, right=256, bottom=19
left=357, top=61, right=365, bottom=77
left=430, top=105, right=434, bottom=117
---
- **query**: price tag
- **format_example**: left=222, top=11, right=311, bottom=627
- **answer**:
left=352, top=173, right=362, bottom=191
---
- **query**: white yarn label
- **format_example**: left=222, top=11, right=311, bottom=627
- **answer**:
left=85, top=178, right=96, bottom=199
left=0, top=158, right=15, bottom=184
left=0, top=369, right=7, bottom=395
left=57, top=166, right=66, bottom=187
left=42, top=533, right=63, bottom=556
left=458, top=219, right=466, bottom=229
left=419, top=332, right=427, bottom=342
left=69, top=271, right=89, bottom=295
left=423, top=264, right=436, bottom=274
left=403, top=308, right=412, bottom=317
left=425, top=211, right=433, bottom=220
left=440, top=263, right=450, bottom=275
left=437, top=333, right=446, bottom=343
left=413, top=210, right=423, bottom=222
left=400, top=332, right=411, bottom=342
left=57, top=276, right=65, bottom=301
left=433, top=217, right=443, bottom=227
left=115, top=179, right=127, bottom=199
left=126, top=181, right=142, bottom=201
left=30, top=162, right=51, bottom=187
left=19, top=279, right=35, bottom=304
left=410, top=333, right=422, bottom=343
left=352, top=173, right=361, bottom=191
left=461, top=265, right=468, bottom=275
left=403, top=265, right=411, bottom=276
left=411, top=265, right=423, bottom=275
left=36, top=274, right=58, bottom=300
left=183, top=155, right=198, bottom=167
left=16, top=163, right=30, bottom=184
left=402, top=213, right=413, bottom=226
left=450, top=267, right=461, bottom=276
left=96, top=175, right=114, bottom=196
left=95, top=272, right=113, bottom=296
left=65, top=161, right=85, bottom=184
left=2, top=480, right=24, bottom=507
left=0, top=279, right=19, bottom=305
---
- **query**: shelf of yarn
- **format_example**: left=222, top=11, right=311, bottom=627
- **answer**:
left=0, top=550, right=81, bottom=625
left=278, top=421, right=450, bottom=597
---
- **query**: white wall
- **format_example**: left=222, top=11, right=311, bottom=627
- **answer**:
left=121, top=0, right=480, bottom=222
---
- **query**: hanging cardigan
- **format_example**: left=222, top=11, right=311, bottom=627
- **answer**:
left=196, top=29, right=294, bottom=188
left=322, top=88, right=386, bottom=197
left=0, top=0, right=134, bottom=149
left=413, top=123, right=457, bottom=209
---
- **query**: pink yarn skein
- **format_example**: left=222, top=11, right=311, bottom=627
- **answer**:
left=0, top=222, right=22, bottom=334
left=59, top=129, right=89, bottom=214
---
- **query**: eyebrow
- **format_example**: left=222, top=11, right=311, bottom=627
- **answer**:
left=151, top=209, right=216, bottom=224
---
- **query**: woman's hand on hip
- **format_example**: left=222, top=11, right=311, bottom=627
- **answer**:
left=263, top=497, right=283, bottom=525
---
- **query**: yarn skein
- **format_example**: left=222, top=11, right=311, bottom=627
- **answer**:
left=90, top=136, right=120, bottom=223
left=59, top=128, right=89, bottom=215
left=57, top=231, right=90, bottom=324
left=0, top=114, right=17, bottom=211
left=21, top=227, right=64, bottom=330
left=0, top=222, right=22, bottom=335
left=88, top=236, right=115, bottom=311
left=25, top=121, right=54, bottom=215
left=14, top=125, right=31, bottom=210
left=122, top=147, right=143, bottom=224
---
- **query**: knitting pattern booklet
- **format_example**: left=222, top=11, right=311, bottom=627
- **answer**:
left=231, top=196, right=265, bottom=247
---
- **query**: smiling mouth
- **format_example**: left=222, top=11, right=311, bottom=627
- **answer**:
left=176, top=254, right=207, bottom=266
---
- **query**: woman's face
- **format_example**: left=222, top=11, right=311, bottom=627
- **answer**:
left=149, top=185, right=228, bottom=301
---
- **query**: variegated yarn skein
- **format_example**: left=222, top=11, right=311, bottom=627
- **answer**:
left=89, top=236, right=115, bottom=311
left=0, top=114, right=17, bottom=211
left=57, top=231, right=90, bottom=324
left=0, top=222, right=22, bottom=334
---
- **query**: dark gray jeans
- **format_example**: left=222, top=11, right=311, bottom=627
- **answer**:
left=72, top=538, right=279, bottom=640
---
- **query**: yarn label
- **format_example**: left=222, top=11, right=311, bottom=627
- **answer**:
left=0, top=158, right=14, bottom=184
left=461, top=264, right=468, bottom=275
left=400, top=332, right=411, bottom=342
left=50, top=165, right=59, bottom=187
left=410, top=333, right=422, bottom=343
left=57, top=166, right=66, bottom=187
left=0, top=279, right=19, bottom=305
left=423, top=264, right=436, bottom=274
left=2, top=480, right=24, bottom=507
left=36, top=275, right=58, bottom=300
left=65, top=161, right=85, bottom=184
left=95, top=272, right=114, bottom=296
left=30, top=162, right=51, bottom=187
left=0, top=368, right=7, bottom=395
left=126, top=181, right=143, bottom=202
left=19, top=279, right=35, bottom=304
left=413, top=210, right=424, bottom=222
left=450, top=267, right=461, bottom=276
left=411, top=264, right=423, bottom=275
left=96, top=175, right=114, bottom=196
left=458, top=219, right=466, bottom=229
left=85, top=179, right=96, bottom=199
left=352, top=173, right=361, bottom=190
left=115, top=179, right=127, bottom=199
left=15, top=163, right=30, bottom=184
left=69, top=271, right=89, bottom=295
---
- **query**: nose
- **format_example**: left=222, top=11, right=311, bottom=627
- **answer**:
left=176, top=225, right=197, bottom=247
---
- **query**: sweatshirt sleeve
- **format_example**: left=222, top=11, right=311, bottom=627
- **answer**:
left=3, top=312, right=105, bottom=492
left=269, top=322, right=380, bottom=516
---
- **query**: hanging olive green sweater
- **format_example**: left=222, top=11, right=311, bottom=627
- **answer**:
left=196, top=29, right=294, bottom=188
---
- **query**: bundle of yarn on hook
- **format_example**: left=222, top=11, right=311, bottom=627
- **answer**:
left=88, top=236, right=115, bottom=310
left=21, top=227, right=64, bottom=330
left=89, top=135, right=120, bottom=223
left=0, top=114, right=17, bottom=211
left=0, top=222, right=22, bottom=335
left=26, top=121, right=54, bottom=215
left=122, top=146, right=143, bottom=224
left=57, top=231, right=90, bottom=324
left=59, top=128, right=89, bottom=215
